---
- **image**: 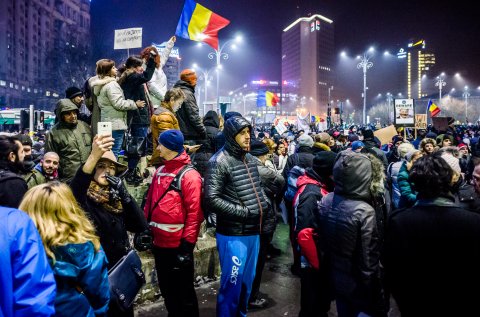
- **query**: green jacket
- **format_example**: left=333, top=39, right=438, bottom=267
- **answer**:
left=25, top=169, right=46, bottom=189
left=45, top=99, right=92, bottom=183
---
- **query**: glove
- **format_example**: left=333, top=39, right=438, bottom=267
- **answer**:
left=106, top=174, right=132, bottom=203
left=134, top=229, right=153, bottom=251
left=175, top=239, right=195, bottom=269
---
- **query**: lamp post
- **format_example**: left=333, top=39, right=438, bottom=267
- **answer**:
left=435, top=75, right=446, bottom=106
left=386, top=92, right=393, bottom=124
left=463, top=86, right=470, bottom=123
left=207, top=36, right=242, bottom=112
left=192, top=64, right=215, bottom=116
left=357, top=50, right=374, bottom=125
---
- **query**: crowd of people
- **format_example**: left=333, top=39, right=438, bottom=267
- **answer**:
left=3, top=40, right=480, bottom=317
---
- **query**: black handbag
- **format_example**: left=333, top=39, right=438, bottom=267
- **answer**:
left=123, top=130, right=146, bottom=158
left=108, top=250, right=146, bottom=311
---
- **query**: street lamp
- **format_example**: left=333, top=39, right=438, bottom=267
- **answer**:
left=463, top=86, right=470, bottom=123
left=435, top=74, right=446, bottom=106
left=207, top=35, right=242, bottom=112
left=386, top=92, right=393, bottom=123
left=192, top=63, right=216, bottom=116
left=357, top=48, right=374, bottom=125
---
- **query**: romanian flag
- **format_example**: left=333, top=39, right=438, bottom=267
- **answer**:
left=428, top=99, right=441, bottom=117
left=257, top=90, right=280, bottom=107
left=175, top=0, right=230, bottom=50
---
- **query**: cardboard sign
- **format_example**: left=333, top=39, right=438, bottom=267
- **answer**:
left=114, top=28, right=143, bottom=50
left=374, top=125, right=397, bottom=146
left=431, top=117, right=449, bottom=132
left=415, top=114, right=427, bottom=129
left=394, top=98, right=415, bottom=126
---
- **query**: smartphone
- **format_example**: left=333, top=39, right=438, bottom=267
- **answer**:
left=97, top=122, right=112, bottom=136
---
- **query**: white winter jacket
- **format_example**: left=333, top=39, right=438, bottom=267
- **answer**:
left=146, top=39, right=175, bottom=106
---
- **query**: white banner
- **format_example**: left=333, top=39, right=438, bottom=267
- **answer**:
left=394, top=98, right=415, bottom=126
left=114, top=28, right=143, bottom=50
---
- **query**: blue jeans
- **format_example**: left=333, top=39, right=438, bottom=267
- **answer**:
left=112, top=130, right=125, bottom=158
left=127, top=125, right=148, bottom=170
left=216, top=233, right=260, bottom=317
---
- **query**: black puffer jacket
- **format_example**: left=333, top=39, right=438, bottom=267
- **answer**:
left=194, top=110, right=220, bottom=177
left=204, top=116, right=270, bottom=236
left=319, top=151, right=387, bottom=316
left=174, top=80, right=207, bottom=141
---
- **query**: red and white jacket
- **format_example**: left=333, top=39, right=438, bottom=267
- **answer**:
left=144, top=151, right=204, bottom=248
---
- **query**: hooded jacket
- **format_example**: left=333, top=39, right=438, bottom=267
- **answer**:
left=144, top=151, right=204, bottom=248
left=193, top=110, right=220, bottom=177
left=45, top=99, right=92, bottom=183
left=173, top=80, right=207, bottom=141
left=51, top=242, right=110, bottom=317
left=204, top=116, right=270, bottom=236
left=92, top=76, right=137, bottom=131
left=319, top=151, right=386, bottom=316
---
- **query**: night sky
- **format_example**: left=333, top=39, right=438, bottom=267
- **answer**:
left=90, top=0, right=480, bottom=106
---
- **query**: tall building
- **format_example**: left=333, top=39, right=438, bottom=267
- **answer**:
left=281, top=14, right=334, bottom=116
left=0, top=0, right=91, bottom=110
left=397, top=39, right=436, bottom=99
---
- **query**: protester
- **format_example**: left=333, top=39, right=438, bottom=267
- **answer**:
left=420, top=137, right=437, bottom=155
left=384, top=153, right=480, bottom=316
left=0, top=135, right=28, bottom=207
left=194, top=110, right=221, bottom=177
left=204, top=116, right=270, bottom=317
left=25, top=151, right=60, bottom=188
left=70, top=135, right=148, bottom=317
left=19, top=182, right=110, bottom=316
left=14, top=134, right=35, bottom=172
left=45, top=98, right=92, bottom=183
left=0, top=206, right=56, bottom=317
left=144, top=129, right=203, bottom=317
left=398, top=150, right=423, bottom=208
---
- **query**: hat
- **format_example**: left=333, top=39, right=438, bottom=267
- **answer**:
left=297, top=134, right=314, bottom=148
left=440, top=153, right=461, bottom=174
left=65, top=86, right=83, bottom=99
left=258, top=132, right=265, bottom=139
left=249, top=140, right=269, bottom=156
left=362, top=129, right=374, bottom=140
left=348, top=134, right=359, bottom=142
left=405, top=150, right=421, bottom=162
left=351, top=141, right=365, bottom=151
left=425, top=131, right=437, bottom=139
left=458, top=143, right=468, bottom=150
left=224, top=111, right=242, bottom=121
left=392, top=135, right=404, bottom=145
left=316, top=132, right=331, bottom=144
left=159, top=130, right=185, bottom=154
left=180, top=69, right=197, bottom=86
left=333, top=131, right=340, bottom=138
left=312, top=151, right=337, bottom=177
left=98, top=151, right=127, bottom=175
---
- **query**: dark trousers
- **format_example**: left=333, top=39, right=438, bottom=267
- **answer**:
left=286, top=199, right=301, bottom=269
left=107, top=301, right=134, bottom=317
left=153, top=247, right=199, bottom=317
left=299, top=268, right=331, bottom=317
left=127, top=125, right=148, bottom=170
left=249, top=232, right=274, bottom=301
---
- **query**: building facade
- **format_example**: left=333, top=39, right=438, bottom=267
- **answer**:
left=0, top=0, right=91, bottom=110
left=281, top=14, right=334, bottom=117
left=397, top=39, right=436, bottom=99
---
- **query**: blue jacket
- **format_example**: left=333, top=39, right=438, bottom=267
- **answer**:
left=51, top=242, right=110, bottom=317
left=0, top=207, right=56, bottom=317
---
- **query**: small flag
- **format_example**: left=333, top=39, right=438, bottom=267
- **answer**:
left=175, top=0, right=230, bottom=50
left=257, top=90, right=280, bottom=107
left=428, top=99, right=441, bottom=117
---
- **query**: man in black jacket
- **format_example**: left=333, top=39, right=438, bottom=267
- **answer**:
left=204, top=116, right=270, bottom=317
left=0, top=135, right=28, bottom=207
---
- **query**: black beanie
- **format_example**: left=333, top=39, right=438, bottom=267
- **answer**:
left=65, top=86, right=83, bottom=99
left=250, top=140, right=269, bottom=156
left=312, top=151, right=337, bottom=177
left=224, top=111, right=242, bottom=121
left=362, top=129, right=374, bottom=140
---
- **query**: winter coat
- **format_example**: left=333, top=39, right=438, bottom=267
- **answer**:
left=194, top=110, right=220, bottom=177
left=85, top=75, right=101, bottom=135
left=282, top=146, right=315, bottom=194
left=45, top=99, right=92, bottom=183
left=387, top=161, right=403, bottom=209
left=273, top=153, right=288, bottom=174
left=384, top=196, right=480, bottom=316
left=363, top=138, right=388, bottom=171
left=70, top=168, right=148, bottom=269
left=51, top=242, right=110, bottom=317
left=319, top=151, right=386, bottom=316
left=149, top=105, right=179, bottom=166
left=144, top=151, right=203, bottom=248
left=0, top=167, right=28, bottom=208
left=397, top=162, right=417, bottom=208
left=173, top=80, right=207, bottom=141
left=25, top=164, right=57, bottom=189
left=0, top=207, right=56, bottom=317
left=119, top=57, right=155, bottom=126
left=92, top=76, right=137, bottom=131
left=146, top=39, right=174, bottom=106
left=253, top=156, right=285, bottom=234
left=204, top=116, right=270, bottom=236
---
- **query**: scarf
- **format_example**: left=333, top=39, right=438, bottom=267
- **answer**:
left=87, top=181, right=123, bottom=214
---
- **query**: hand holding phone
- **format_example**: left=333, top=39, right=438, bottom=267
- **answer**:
left=97, top=122, right=112, bottom=137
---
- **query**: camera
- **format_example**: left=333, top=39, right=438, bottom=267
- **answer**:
left=134, top=230, right=153, bottom=251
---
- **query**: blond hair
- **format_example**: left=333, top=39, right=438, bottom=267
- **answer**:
left=19, top=182, right=101, bottom=262
left=263, top=138, right=276, bottom=154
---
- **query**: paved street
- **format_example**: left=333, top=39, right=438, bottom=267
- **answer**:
left=136, top=223, right=400, bottom=317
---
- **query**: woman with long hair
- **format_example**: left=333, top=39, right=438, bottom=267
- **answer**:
left=91, top=59, right=146, bottom=157
left=19, top=182, right=110, bottom=317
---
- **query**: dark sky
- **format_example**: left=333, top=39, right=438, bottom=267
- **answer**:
left=90, top=0, right=480, bottom=105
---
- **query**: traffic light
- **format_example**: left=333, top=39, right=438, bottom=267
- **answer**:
left=334, top=107, right=340, bottom=115
left=20, top=110, right=29, bottom=130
